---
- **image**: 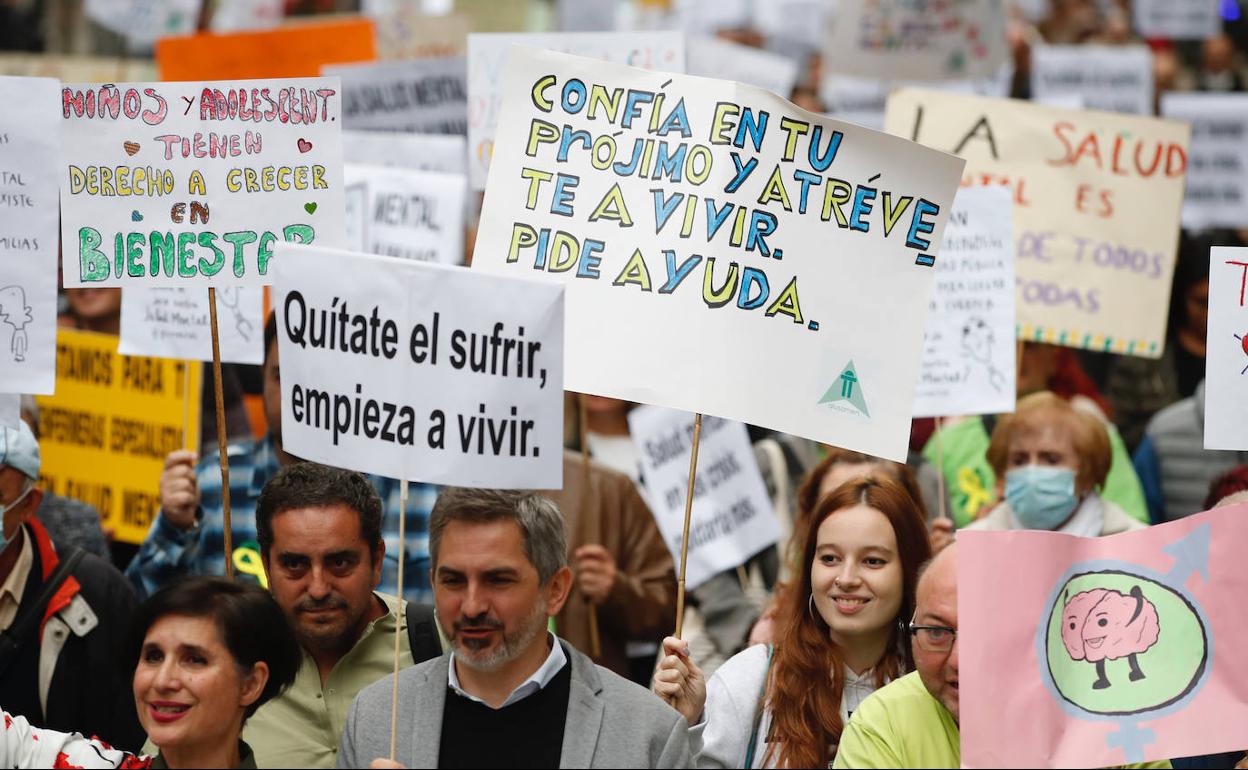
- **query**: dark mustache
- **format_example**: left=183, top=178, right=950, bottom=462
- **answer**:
left=453, top=613, right=504, bottom=632
left=295, top=595, right=348, bottom=612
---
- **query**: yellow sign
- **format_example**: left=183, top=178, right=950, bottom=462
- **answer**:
left=35, top=330, right=201, bottom=545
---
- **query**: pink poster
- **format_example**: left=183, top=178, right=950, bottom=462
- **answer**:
left=959, top=504, right=1248, bottom=767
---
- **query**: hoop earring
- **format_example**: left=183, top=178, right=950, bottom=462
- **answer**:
left=808, top=593, right=819, bottom=622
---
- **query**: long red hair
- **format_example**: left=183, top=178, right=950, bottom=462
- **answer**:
left=764, top=476, right=932, bottom=768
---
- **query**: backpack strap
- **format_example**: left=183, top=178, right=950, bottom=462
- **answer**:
left=404, top=600, right=443, bottom=664
left=0, top=547, right=85, bottom=680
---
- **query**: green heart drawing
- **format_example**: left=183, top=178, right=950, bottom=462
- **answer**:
left=304, top=202, right=318, bottom=215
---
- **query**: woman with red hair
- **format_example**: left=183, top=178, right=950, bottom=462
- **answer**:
left=652, top=476, right=932, bottom=768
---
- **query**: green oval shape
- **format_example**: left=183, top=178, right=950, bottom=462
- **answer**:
left=1044, top=570, right=1207, bottom=717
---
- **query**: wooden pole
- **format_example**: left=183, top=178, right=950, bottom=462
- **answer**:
left=207, top=288, right=233, bottom=577
left=673, top=413, right=704, bottom=639
left=576, top=394, right=601, bottom=660
left=390, top=478, right=408, bottom=762
left=934, top=415, right=948, bottom=522
left=183, top=360, right=193, bottom=453
left=1016, top=337, right=1025, bottom=386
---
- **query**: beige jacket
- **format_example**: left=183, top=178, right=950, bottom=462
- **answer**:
left=965, top=495, right=1145, bottom=536
left=544, top=451, right=677, bottom=677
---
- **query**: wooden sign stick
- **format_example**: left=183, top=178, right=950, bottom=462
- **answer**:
left=390, top=478, right=409, bottom=762
left=182, top=360, right=193, bottom=453
left=576, top=394, right=601, bottom=660
left=673, top=413, right=704, bottom=639
left=207, top=288, right=234, bottom=577
left=934, top=415, right=948, bottom=522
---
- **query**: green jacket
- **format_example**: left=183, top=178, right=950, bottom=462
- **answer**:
left=921, top=416, right=1148, bottom=528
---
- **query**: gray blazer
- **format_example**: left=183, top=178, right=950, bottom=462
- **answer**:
left=336, top=640, right=691, bottom=769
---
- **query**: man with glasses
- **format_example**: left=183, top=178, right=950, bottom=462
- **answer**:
left=834, top=546, right=1171, bottom=769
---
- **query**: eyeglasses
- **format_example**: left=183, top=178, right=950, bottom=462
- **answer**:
left=909, top=623, right=958, bottom=653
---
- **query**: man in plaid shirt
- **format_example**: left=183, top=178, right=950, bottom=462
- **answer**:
left=125, top=316, right=438, bottom=600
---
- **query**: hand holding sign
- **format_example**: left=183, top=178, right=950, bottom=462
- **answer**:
left=159, top=449, right=200, bottom=531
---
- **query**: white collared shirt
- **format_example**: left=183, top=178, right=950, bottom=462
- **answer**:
left=448, top=632, right=567, bottom=710
left=0, top=529, right=32, bottom=632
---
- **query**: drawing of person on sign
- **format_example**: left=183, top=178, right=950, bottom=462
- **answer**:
left=961, top=315, right=1005, bottom=393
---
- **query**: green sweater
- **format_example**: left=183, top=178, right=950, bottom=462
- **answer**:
left=922, top=416, right=1148, bottom=528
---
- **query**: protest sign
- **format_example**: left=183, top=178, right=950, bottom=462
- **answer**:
left=885, top=89, right=1189, bottom=358
left=324, top=57, right=468, bottom=134
left=821, top=68, right=1012, bottom=131
left=824, top=0, right=1009, bottom=82
left=210, top=0, right=284, bottom=33
left=959, top=505, right=1248, bottom=767
left=119, top=286, right=265, bottom=364
left=687, top=36, right=799, bottom=99
left=1204, top=247, right=1248, bottom=450
left=0, top=77, right=60, bottom=395
left=85, top=0, right=200, bottom=49
left=913, top=186, right=1016, bottom=419
left=274, top=244, right=564, bottom=487
left=752, top=0, right=830, bottom=52
left=35, top=329, right=202, bottom=545
left=59, top=77, right=347, bottom=288
left=473, top=49, right=965, bottom=461
left=1031, top=45, right=1154, bottom=116
left=344, top=164, right=466, bottom=264
left=155, top=18, right=376, bottom=80
left=0, top=394, right=18, bottom=429
left=467, top=31, right=686, bottom=189
left=1134, top=0, right=1221, bottom=40
left=629, top=405, right=780, bottom=590
left=372, top=10, right=470, bottom=60
left=557, top=0, right=618, bottom=31
left=343, top=130, right=467, bottom=175
left=1161, top=93, right=1248, bottom=230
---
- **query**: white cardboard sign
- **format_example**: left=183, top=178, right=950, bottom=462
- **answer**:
left=1134, top=0, right=1221, bottom=40
left=913, top=186, right=1016, bottom=418
left=275, top=244, right=565, bottom=487
left=344, top=164, right=466, bottom=265
left=687, top=36, right=799, bottom=98
left=1204, top=247, right=1248, bottom=450
left=0, top=77, right=60, bottom=394
left=342, top=130, right=468, bottom=176
left=467, top=31, right=686, bottom=189
left=1161, top=93, right=1248, bottom=230
left=1031, top=45, right=1154, bottom=115
left=60, top=78, right=346, bottom=288
left=324, top=57, right=468, bottom=135
left=824, top=0, right=1009, bottom=82
left=629, top=405, right=780, bottom=590
left=472, top=49, right=966, bottom=462
left=119, top=286, right=265, bottom=364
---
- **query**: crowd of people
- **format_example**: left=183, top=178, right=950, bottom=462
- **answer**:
left=2, top=0, right=1248, bottom=767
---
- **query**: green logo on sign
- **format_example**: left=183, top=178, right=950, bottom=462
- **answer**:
left=819, top=360, right=870, bottom=417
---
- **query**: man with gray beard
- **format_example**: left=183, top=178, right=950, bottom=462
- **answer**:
left=338, top=488, right=690, bottom=769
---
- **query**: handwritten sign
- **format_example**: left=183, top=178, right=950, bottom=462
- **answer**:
left=1134, top=0, right=1221, bottom=40
left=372, top=10, right=469, bottom=60
left=324, top=57, right=468, bottom=134
left=467, top=31, right=686, bottom=189
left=155, top=18, right=376, bottom=81
left=885, top=89, right=1189, bottom=358
left=1204, top=247, right=1248, bottom=450
left=85, top=0, right=199, bottom=48
left=344, top=164, right=466, bottom=265
left=210, top=0, right=284, bottom=33
left=824, top=0, right=1009, bottom=81
left=119, top=286, right=265, bottom=364
left=473, top=49, right=965, bottom=461
left=35, top=329, right=201, bottom=545
left=59, top=77, right=346, bottom=288
left=0, top=77, right=60, bottom=395
left=821, top=69, right=1012, bottom=131
left=274, top=244, right=564, bottom=487
left=1161, top=93, right=1248, bottom=230
left=629, top=406, right=779, bottom=590
left=1031, top=45, right=1154, bottom=116
left=342, top=130, right=467, bottom=176
left=960, top=508, right=1248, bottom=767
left=687, top=36, right=799, bottom=98
left=913, top=186, right=1016, bottom=418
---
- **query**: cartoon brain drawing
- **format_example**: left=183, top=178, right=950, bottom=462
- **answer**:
left=1061, top=585, right=1160, bottom=690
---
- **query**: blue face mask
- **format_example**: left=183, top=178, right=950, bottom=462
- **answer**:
left=1004, top=465, right=1078, bottom=530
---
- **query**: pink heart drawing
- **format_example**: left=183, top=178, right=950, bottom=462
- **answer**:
left=297, top=138, right=312, bottom=153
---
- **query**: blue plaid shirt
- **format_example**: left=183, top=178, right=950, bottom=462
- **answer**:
left=125, top=436, right=437, bottom=601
